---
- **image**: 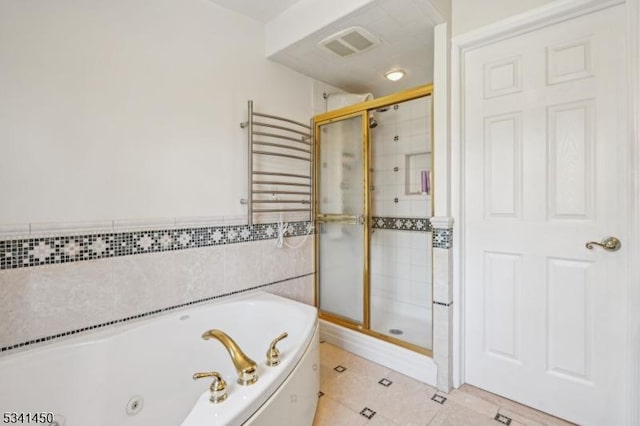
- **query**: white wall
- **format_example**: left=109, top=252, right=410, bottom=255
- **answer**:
left=452, top=0, right=556, bottom=35
left=0, top=0, right=320, bottom=352
left=0, top=0, right=315, bottom=226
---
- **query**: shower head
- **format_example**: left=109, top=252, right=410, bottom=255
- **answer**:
left=369, top=116, right=378, bottom=129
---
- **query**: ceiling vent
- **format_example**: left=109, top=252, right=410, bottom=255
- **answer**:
left=319, top=26, right=380, bottom=58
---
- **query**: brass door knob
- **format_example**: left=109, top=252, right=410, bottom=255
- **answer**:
left=266, top=332, right=288, bottom=367
left=585, top=236, right=621, bottom=252
left=193, top=371, right=228, bottom=403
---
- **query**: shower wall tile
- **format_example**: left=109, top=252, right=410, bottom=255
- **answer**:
left=371, top=96, right=431, bottom=220
left=411, top=247, right=431, bottom=266
left=412, top=232, right=430, bottom=250
left=411, top=264, right=429, bottom=283
left=411, top=278, right=432, bottom=302
left=370, top=228, right=432, bottom=309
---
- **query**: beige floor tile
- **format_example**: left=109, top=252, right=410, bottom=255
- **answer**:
left=497, top=408, right=545, bottom=426
left=319, top=360, right=344, bottom=389
left=323, top=370, right=384, bottom=414
left=313, top=396, right=368, bottom=426
left=369, top=381, right=444, bottom=425
left=385, top=369, right=438, bottom=395
left=458, top=385, right=575, bottom=426
left=319, top=342, right=347, bottom=367
left=341, top=350, right=392, bottom=379
left=366, top=413, right=399, bottom=425
left=427, top=402, right=497, bottom=426
left=445, top=388, right=500, bottom=418
left=317, top=344, right=572, bottom=426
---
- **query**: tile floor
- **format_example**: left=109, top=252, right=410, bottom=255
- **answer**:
left=314, top=342, right=575, bottom=426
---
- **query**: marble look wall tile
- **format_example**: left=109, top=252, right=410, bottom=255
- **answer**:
left=262, top=240, right=294, bottom=284
left=110, top=251, right=177, bottom=318
left=433, top=247, right=452, bottom=303
left=172, top=245, right=225, bottom=302
left=290, top=235, right=315, bottom=276
left=224, top=241, right=263, bottom=293
left=2, top=232, right=314, bottom=352
left=299, top=274, right=315, bottom=305
left=433, top=303, right=453, bottom=391
left=28, top=260, right=114, bottom=338
left=0, top=268, right=31, bottom=349
left=265, top=274, right=315, bottom=306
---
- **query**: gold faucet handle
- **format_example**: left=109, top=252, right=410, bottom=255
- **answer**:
left=266, top=332, right=288, bottom=367
left=193, top=371, right=228, bottom=403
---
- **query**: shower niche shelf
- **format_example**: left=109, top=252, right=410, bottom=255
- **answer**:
left=404, top=152, right=431, bottom=195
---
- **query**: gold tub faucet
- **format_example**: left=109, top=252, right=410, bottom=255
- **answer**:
left=201, top=329, right=258, bottom=385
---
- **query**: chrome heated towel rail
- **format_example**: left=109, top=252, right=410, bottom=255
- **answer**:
left=240, top=100, right=313, bottom=226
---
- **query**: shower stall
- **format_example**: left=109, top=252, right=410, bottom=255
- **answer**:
left=314, top=85, right=433, bottom=354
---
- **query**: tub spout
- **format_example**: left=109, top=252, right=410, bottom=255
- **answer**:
left=201, top=329, right=258, bottom=385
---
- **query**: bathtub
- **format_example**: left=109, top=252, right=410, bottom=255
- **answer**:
left=0, top=292, right=319, bottom=426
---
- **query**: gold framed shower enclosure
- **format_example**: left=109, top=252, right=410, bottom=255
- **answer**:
left=313, top=84, right=433, bottom=356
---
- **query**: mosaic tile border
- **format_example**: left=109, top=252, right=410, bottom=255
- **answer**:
left=0, top=221, right=312, bottom=270
left=371, top=217, right=432, bottom=232
left=0, top=272, right=314, bottom=353
left=432, top=227, right=453, bottom=249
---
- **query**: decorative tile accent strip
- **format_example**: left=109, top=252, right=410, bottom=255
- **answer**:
left=495, top=413, right=512, bottom=425
left=0, top=272, right=314, bottom=353
left=371, top=216, right=432, bottom=232
left=431, top=394, right=447, bottom=404
left=378, top=378, right=393, bottom=387
left=432, top=227, right=453, bottom=249
left=433, top=301, right=453, bottom=307
left=333, top=365, right=347, bottom=373
left=359, top=408, right=376, bottom=420
left=0, top=221, right=312, bottom=270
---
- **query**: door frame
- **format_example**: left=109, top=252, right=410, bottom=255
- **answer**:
left=450, top=0, right=640, bottom=423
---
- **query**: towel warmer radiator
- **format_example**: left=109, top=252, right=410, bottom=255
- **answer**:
left=240, top=100, right=313, bottom=226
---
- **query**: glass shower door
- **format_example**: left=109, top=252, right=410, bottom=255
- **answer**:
left=316, top=113, right=367, bottom=325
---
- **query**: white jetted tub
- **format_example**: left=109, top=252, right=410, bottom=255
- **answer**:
left=0, top=292, right=319, bottom=426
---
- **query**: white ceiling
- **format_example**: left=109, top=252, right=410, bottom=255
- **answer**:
left=209, top=0, right=441, bottom=97
left=207, top=0, right=304, bottom=23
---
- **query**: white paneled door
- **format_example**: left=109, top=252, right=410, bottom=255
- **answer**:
left=463, top=4, right=629, bottom=425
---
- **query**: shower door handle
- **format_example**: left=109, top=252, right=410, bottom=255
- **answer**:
left=316, top=214, right=365, bottom=225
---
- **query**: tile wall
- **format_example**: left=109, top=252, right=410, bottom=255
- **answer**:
left=369, top=96, right=432, bottom=313
left=0, top=218, right=314, bottom=353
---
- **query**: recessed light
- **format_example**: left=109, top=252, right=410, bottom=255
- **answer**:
left=385, top=70, right=405, bottom=81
